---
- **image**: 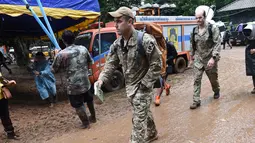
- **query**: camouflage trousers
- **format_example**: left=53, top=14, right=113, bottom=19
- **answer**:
left=129, top=88, right=157, bottom=143
left=193, top=65, right=220, bottom=102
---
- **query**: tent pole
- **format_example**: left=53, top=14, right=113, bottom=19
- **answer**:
left=22, top=0, right=57, bottom=48
left=36, top=0, right=60, bottom=50
left=98, top=17, right=101, bottom=71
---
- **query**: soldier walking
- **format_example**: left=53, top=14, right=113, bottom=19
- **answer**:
left=190, top=7, right=221, bottom=109
left=95, top=7, right=161, bottom=143
left=52, top=30, right=96, bottom=129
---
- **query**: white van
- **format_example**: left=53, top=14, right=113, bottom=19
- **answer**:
left=214, top=21, right=226, bottom=44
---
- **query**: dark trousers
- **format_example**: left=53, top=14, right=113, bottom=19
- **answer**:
left=68, top=90, right=96, bottom=120
left=0, top=98, right=14, bottom=134
left=68, top=91, right=94, bottom=108
left=223, top=40, right=232, bottom=49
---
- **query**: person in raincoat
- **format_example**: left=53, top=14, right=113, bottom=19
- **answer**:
left=244, top=24, right=255, bottom=93
left=31, top=52, right=56, bottom=107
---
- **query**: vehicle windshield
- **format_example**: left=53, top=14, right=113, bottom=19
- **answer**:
left=75, top=32, right=92, bottom=49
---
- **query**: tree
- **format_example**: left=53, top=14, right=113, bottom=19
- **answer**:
left=216, top=0, right=233, bottom=9
left=144, top=0, right=155, bottom=4
left=98, top=0, right=235, bottom=20
left=98, top=0, right=141, bottom=22
left=156, top=0, right=234, bottom=16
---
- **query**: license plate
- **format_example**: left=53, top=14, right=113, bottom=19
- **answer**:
left=236, top=40, right=241, bottom=42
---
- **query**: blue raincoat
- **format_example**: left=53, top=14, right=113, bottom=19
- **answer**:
left=33, top=60, right=56, bottom=100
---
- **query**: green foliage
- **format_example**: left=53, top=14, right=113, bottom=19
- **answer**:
left=216, top=0, right=233, bottom=9
left=157, top=0, right=234, bottom=16
left=144, top=0, right=155, bottom=4
left=98, top=0, right=141, bottom=22
left=98, top=0, right=235, bottom=20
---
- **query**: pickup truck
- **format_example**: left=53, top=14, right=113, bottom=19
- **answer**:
left=230, top=23, right=247, bottom=46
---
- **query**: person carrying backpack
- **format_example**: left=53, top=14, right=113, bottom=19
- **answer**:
left=95, top=7, right=161, bottom=143
left=153, top=40, right=177, bottom=106
left=190, top=6, right=221, bottom=109
left=133, top=22, right=170, bottom=106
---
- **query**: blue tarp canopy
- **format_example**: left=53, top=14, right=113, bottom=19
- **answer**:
left=0, top=0, right=100, bottom=37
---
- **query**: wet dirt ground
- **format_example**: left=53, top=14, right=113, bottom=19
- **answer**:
left=2, top=46, right=255, bottom=143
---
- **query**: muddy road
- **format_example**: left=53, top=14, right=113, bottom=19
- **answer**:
left=2, top=46, right=255, bottom=143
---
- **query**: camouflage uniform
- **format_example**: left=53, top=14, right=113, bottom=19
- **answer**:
left=52, top=44, right=96, bottom=127
left=190, top=23, right=221, bottom=103
left=52, top=45, right=93, bottom=95
left=99, top=29, right=162, bottom=143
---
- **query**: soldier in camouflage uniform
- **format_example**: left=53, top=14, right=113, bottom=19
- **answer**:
left=95, top=7, right=161, bottom=143
left=52, top=30, right=96, bottom=128
left=190, top=7, right=221, bottom=109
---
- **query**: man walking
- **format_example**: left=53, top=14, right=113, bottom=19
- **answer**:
left=52, top=30, right=96, bottom=128
left=190, top=7, right=221, bottom=109
left=223, top=30, right=232, bottom=50
left=154, top=41, right=177, bottom=106
left=95, top=7, right=162, bottom=143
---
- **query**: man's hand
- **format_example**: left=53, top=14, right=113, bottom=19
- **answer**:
left=188, top=60, right=194, bottom=68
left=190, top=56, right=195, bottom=61
left=7, top=80, right=16, bottom=86
left=34, top=71, right=40, bottom=76
left=207, top=58, right=215, bottom=69
left=95, top=80, right=103, bottom=89
left=250, top=49, right=255, bottom=54
left=188, top=56, right=195, bottom=68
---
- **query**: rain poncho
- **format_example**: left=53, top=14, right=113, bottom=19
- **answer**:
left=32, top=60, right=56, bottom=100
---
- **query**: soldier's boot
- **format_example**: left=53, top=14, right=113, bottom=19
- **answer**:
left=154, top=95, right=160, bottom=106
left=190, top=101, right=201, bottom=109
left=165, top=83, right=171, bottom=96
left=87, top=102, right=96, bottom=123
left=251, top=88, right=255, bottom=94
left=214, top=92, right=220, bottom=99
left=75, top=106, right=90, bottom=129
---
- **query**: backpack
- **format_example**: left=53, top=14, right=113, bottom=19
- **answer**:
left=134, top=22, right=167, bottom=76
left=192, top=24, right=213, bottom=50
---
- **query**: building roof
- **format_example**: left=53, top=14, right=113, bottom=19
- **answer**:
left=218, top=0, right=255, bottom=12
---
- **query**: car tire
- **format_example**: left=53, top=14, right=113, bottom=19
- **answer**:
left=174, top=56, right=187, bottom=73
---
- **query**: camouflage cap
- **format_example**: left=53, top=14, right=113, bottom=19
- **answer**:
left=108, top=6, right=134, bottom=19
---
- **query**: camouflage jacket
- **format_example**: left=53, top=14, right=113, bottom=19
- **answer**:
left=99, top=29, right=162, bottom=97
left=52, top=45, right=93, bottom=95
left=190, top=23, right=221, bottom=69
